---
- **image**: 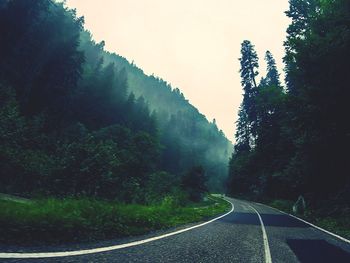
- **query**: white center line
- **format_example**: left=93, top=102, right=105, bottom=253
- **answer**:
left=0, top=199, right=234, bottom=259
left=248, top=204, right=272, bottom=263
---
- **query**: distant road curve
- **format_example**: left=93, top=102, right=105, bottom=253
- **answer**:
left=1, top=197, right=350, bottom=262
left=0, top=193, right=31, bottom=204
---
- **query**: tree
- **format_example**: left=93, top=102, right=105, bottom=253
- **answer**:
left=0, top=0, right=84, bottom=130
left=182, top=166, right=207, bottom=202
left=264, top=51, right=281, bottom=88
left=228, top=41, right=260, bottom=196
left=234, top=106, right=251, bottom=153
left=228, top=0, right=350, bottom=208
left=283, top=0, right=350, bottom=198
left=284, top=0, right=317, bottom=94
left=238, top=40, right=260, bottom=143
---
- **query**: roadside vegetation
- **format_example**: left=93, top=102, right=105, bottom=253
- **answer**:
left=0, top=195, right=230, bottom=245
left=267, top=199, right=350, bottom=240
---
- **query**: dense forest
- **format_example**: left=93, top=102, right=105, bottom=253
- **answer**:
left=0, top=0, right=232, bottom=204
left=228, top=0, right=349, bottom=212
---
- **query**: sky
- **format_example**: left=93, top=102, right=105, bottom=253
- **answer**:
left=65, top=0, right=290, bottom=141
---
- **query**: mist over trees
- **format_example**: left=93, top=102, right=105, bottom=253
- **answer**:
left=0, top=0, right=232, bottom=203
left=96, top=38, right=233, bottom=191
left=228, top=0, right=350, bottom=209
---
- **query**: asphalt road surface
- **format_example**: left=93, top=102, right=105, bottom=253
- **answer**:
left=1, top=197, right=350, bottom=263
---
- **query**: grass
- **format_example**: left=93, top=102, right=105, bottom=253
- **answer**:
left=0, top=195, right=230, bottom=245
left=314, top=217, right=350, bottom=239
left=268, top=199, right=294, bottom=214
left=266, top=199, right=350, bottom=240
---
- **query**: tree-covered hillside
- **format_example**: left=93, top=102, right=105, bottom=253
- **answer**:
left=0, top=0, right=231, bottom=203
left=80, top=32, right=233, bottom=191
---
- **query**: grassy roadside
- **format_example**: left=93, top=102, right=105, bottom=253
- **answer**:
left=266, top=199, right=350, bottom=240
left=0, top=195, right=230, bottom=245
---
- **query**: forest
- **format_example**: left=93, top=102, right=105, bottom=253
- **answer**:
left=228, top=0, right=349, bottom=235
left=0, top=0, right=235, bottom=244
left=0, top=0, right=232, bottom=205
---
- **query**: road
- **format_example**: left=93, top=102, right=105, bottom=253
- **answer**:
left=1, top=197, right=350, bottom=262
left=0, top=193, right=31, bottom=204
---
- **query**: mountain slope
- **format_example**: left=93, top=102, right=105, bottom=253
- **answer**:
left=80, top=33, right=233, bottom=191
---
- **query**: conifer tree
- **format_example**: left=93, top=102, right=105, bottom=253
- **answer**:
left=237, top=40, right=259, bottom=146
left=264, top=51, right=281, bottom=88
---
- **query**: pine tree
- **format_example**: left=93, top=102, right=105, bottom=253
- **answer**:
left=264, top=51, right=281, bottom=88
left=237, top=40, right=259, bottom=145
left=284, top=0, right=317, bottom=94
left=234, top=105, right=251, bottom=153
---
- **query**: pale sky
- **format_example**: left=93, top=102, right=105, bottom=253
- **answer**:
left=65, top=0, right=290, bottom=141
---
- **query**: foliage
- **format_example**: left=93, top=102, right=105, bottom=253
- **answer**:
left=228, top=0, right=350, bottom=210
left=182, top=166, right=208, bottom=202
left=0, top=196, right=230, bottom=245
left=235, top=40, right=260, bottom=149
left=0, top=0, right=231, bottom=202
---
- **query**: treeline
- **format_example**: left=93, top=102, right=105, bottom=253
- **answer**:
left=0, top=0, right=231, bottom=203
left=228, top=0, right=350, bottom=207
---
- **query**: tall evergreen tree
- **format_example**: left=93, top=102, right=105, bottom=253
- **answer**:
left=227, top=40, right=260, bottom=195
left=264, top=51, right=281, bottom=88
left=237, top=40, right=259, bottom=146
left=234, top=105, right=251, bottom=153
left=284, top=0, right=317, bottom=94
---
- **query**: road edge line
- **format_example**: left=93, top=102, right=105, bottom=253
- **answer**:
left=248, top=204, right=272, bottom=263
left=255, top=202, right=350, bottom=245
left=0, top=198, right=234, bottom=259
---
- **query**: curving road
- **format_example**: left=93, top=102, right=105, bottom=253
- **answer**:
left=1, top=197, right=350, bottom=263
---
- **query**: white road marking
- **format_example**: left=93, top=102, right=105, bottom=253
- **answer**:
left=242, top=205, right=250, bottom=211
left=0, top=199, right=234, bottom=259
left=248, top=204, right=272, bottom=263
left=257, top=202, right=350, bottom=244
